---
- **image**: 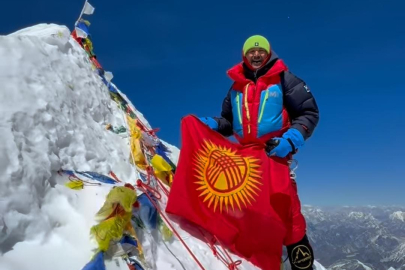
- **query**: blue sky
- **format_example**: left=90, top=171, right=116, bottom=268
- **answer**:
left=1, top=0, right=404, bottom=206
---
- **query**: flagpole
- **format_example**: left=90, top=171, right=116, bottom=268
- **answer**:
left=76, top=0, right=88, bottom=24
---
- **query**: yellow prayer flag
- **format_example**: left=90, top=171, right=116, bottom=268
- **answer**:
left=65, top=180, right=84, bottom=190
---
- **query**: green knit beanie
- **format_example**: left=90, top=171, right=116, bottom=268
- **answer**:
left=242, top=35, right=270, bottom=55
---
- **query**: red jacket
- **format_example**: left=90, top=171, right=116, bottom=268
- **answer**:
left=215, top=51, right=319, bottom=145
left=226, top=58, right=291, bottom=145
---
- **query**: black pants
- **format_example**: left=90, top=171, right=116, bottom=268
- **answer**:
left=286, top=234, right=314, bottom=270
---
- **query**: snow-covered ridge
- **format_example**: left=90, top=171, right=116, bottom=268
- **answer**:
left=0, top=23, right=325, bottom=270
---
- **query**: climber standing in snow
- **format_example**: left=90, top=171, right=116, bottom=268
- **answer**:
left=199, top=35, right=319, bottom=270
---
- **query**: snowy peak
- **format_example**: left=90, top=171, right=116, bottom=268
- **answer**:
left=0, top=24, right=135, bottom=269
left=329, top=259, right=374, bottom=270
left=0, top=23, right=328, bottom=270
left=390, top=211, right=405, bottom=222
left=301, top=205, right=328, bottom=223
left=382, top=242, right=405, bottom=263
left=348, top=211, right=366, bottom=219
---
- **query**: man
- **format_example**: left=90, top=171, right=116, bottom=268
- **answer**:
left=199, top=35, right=319, bottom=270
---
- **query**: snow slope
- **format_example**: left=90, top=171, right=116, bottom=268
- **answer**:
left=0, top=23, right=325, bottom=270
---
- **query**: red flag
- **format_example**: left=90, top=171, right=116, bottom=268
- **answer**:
left=166, top=115, right=306, bottom=269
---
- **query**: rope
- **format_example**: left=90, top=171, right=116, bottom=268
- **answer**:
left=197, top=228, right=242, bottom=270
left=138, top=173, right=162, bottom=201
left=145, top=166, right=170, bottom=197
left=158, top=232, right=187, bottom=270
left=156, top=177, right=170, bottom=197
left=109, top=171, right=122, bottom=182
left=133, top=114, right=159, bottom=138
left=135, top=179, right=206, bottom=270
left=66, top=173, right=101, bottom=187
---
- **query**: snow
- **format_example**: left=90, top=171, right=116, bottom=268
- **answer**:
left=357, top=260, right=373, bottom=270
left=348, top=211, right=365, bottom=219
left=313, top=261, right=326, bottom=270
left=0, top=23, right=325, bottom=270
left=390, top=211, right=405, bottom=222
left=382, top=241, right=405, bottom=264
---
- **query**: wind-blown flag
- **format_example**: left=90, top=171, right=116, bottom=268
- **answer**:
left=104, top=71, right=113, bottom=82
left=126, top=115, right=148, bottom=170
left=75, top=20, right=91, bottom=38
left=83, top=1, right=95, bottom=15
left=166, top=115, right=306, bottom=269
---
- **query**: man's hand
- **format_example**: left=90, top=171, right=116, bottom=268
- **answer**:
left=266, top=138, right=293, bottom=158
left=265, top=128, right=305, bottom=158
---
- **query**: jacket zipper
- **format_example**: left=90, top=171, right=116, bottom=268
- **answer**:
left=258, top=89, right=269, bottom=123
left=236, top=92, right=243, bottom=125
left=244, top=84, right=251, bottom=134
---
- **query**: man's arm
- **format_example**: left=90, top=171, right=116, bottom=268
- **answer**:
left=214, top=88, right=234, bottom=137
left=282, top=71, right=319, bottom=140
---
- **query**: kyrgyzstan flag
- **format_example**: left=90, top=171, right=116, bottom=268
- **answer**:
left=166, top=115, right=305, bottom=269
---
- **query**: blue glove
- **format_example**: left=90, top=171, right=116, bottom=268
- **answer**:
left=266, top=128, right=305, bottom=158
left=199, top=117, right=218, bottom=130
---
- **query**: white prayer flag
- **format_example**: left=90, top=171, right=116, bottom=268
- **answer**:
left=83, top=2, right=95, bottom=15
left=75, top=27, right=88, bottom=38
left=104, top=71, right=114, bottom=82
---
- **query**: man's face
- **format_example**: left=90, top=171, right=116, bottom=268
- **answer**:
left=245, top=48, right=269, bottom=69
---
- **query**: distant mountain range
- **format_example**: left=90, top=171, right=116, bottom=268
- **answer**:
left=301, top=205, right=405, bottom=270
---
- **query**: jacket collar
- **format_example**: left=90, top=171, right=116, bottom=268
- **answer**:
left=227, top=50, right=288, bottom=85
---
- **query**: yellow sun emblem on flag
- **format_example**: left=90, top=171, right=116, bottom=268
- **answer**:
left=193, top=140, right=262, bottom=213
